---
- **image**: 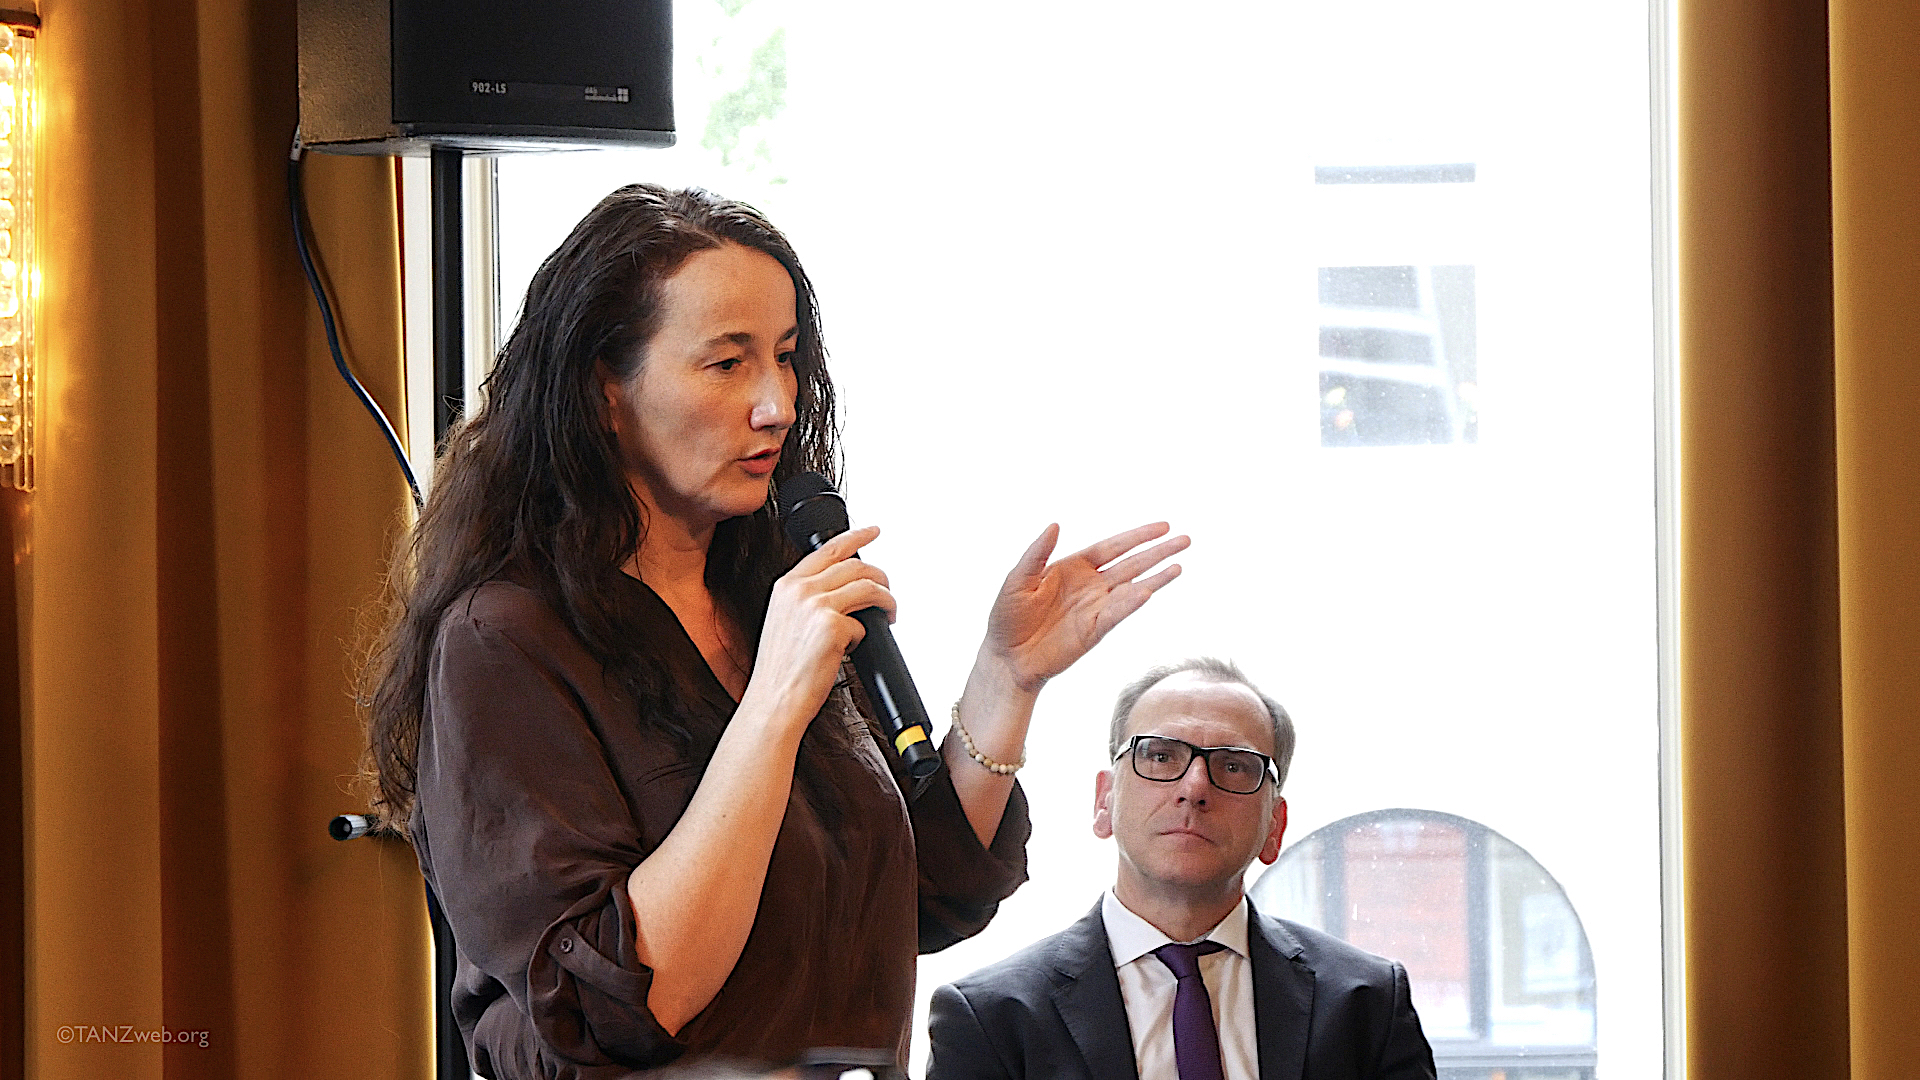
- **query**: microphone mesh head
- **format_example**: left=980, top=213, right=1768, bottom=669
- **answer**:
left=777, top=471, right=835, bottom=516
left=778, top=471, right=849, bottom=548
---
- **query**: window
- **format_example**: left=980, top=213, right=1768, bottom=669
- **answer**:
left=1252, top=810, right=1598, bottom=1078
left=1318, top=264, right=1479, bottom=446
left=485, top=0, right=1668, bottom=1074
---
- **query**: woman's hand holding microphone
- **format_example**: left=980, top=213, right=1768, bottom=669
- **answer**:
left=629, top=524, right=894, bottom=1034
left=740, top=524, right=895, bottom=745
left=734, top=507, right=1192, bottom=848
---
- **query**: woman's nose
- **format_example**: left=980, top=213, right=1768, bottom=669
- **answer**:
left=751, top=366, right=798, bottom=431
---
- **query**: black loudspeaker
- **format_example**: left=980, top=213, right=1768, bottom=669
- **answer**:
left=298, top=0, right=674, bottom=153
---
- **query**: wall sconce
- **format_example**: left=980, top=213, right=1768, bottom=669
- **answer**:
left=0, top=11, right=34, bottom=491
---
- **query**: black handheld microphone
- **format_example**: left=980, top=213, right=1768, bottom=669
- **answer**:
left=778, top=472, right=943, bottom=780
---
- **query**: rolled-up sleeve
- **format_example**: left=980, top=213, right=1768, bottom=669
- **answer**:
left=910, top=769, right=1031, bottom=954
left=414, top=590, right=685, bottom=1074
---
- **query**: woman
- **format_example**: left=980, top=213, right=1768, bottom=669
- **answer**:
left=366, top=185, right=1186, bottom=1078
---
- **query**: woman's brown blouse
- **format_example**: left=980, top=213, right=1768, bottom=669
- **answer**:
left=410, top=578, right=1030, bottom=1079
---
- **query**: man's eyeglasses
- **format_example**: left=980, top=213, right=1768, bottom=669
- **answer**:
left=1115, top=734, right=1278, bottom=795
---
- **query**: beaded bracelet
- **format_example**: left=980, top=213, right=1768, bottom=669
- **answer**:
left=951, top=700, right=1026, bottom=775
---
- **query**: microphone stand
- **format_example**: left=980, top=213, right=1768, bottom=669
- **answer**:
left=425, top=142, right=471, bottom=1080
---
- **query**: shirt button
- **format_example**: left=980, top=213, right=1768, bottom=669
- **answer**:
left=558, top=937, right=574, bottom=953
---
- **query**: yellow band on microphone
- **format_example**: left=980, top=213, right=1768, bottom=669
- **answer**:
left=893, top=725, right=928, bottom=755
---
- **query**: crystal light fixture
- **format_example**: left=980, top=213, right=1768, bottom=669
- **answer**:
left=0, top=12, right=34, bottom=491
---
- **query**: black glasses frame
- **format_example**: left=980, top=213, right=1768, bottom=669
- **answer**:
left=1115, top=734, right=1279, bottom=794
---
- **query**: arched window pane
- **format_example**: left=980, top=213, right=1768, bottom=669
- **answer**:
left=1253, top=810, right=1598, bottom=1077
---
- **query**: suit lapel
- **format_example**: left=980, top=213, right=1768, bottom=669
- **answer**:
left=1250, top=910, right=1315, bottom=1080
left=1050, top=903, right=1141, bottom=1079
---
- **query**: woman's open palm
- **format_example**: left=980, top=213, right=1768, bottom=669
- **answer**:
left=986, top=522, right=1190, bottom=693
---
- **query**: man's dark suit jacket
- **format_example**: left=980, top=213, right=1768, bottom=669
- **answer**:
left=927, top=901, right=1436, bottom=1080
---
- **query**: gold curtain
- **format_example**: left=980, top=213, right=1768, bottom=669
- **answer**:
left=1829, top=0, right=1920, bottom=1071
left=1680, top=0, right=1920, bottom=1074
left=23, top=1, right=428, bottom=1078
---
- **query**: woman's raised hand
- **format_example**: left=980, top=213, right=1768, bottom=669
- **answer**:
left=746, top=525, right=894, bottom=733
left=983, top=522, right=1189, bottom=694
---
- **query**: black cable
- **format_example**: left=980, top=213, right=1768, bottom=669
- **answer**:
left=287, top=130, right=425, bottom=510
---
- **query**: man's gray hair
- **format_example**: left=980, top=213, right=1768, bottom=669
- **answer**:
left=1108, top=657, right=1296, bottom=791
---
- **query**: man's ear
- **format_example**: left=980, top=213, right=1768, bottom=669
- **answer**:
left=1092, top=769, right=1116, bottom=840
left=1257, top=796, right=1288, bottom=865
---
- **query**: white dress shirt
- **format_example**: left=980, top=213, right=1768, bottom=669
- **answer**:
left=1102, top=890, right=1260, bottom=1080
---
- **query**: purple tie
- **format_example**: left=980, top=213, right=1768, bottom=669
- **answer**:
left=1153, top=941, right=1228, bottom=1080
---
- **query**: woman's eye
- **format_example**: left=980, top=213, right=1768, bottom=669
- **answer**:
left=776, top=350, right=796, bottom=366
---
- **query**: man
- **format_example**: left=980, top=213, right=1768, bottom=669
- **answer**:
left=927, top=658, right=1434, bottom=1080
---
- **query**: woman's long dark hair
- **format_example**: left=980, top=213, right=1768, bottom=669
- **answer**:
left=364, top=185, right=841, bottom=828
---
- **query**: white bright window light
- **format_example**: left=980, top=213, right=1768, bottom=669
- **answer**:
left=0, top=13, right=35, bottom=491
